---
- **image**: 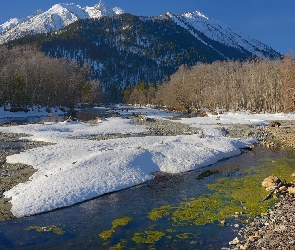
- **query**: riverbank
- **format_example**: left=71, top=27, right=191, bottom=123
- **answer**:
left=0, top=115, right=265, bottom=221
left=227, top=120, right=295, bottom=250
left=0, top=133, right=52, bottom=221
left=0, top=111, right=294, bottom=227
left=229, top=193, right=295, bottom=250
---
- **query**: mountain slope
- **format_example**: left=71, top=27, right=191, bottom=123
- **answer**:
left=0, top=1, right=124, bottom=44
left=167, top=11, right=277, bottom=58
left=1, top=1, right=281, bottom=93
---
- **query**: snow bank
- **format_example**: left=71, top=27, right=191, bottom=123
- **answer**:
left=1, top=108, right=291, bottom=217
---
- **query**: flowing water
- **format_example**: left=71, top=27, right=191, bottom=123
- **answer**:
left=0, top=114, right=66, bottom=125
left=0, top=147, right=294, bottom=250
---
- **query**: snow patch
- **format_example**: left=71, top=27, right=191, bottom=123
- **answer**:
left=1, top=107, right=291, bottom=217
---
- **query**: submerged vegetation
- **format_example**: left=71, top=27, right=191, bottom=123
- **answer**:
left=98, top=157, right=295, bottom=248
left=132, top=231, right=166, bottom=244
left=152, top=157, right=295, bottom=226
left=26, top=225, right=64, bottom=235
left=99, top=216, right=132, bottom=240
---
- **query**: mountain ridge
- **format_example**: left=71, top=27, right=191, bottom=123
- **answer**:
left=0, top=1, right=124, bottom=44
left=0, top=0, right=279, bottom=60
left=0, top=1, right=281, bottom=97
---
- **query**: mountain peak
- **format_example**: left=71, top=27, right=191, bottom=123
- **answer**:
left=0, top=1, right=124, bottom=44
left=93, top=0, right=108, bottom=9
left=183, top=10, right=209, bottom=20
left=112, top=6, right=124, bottom=15
left=85, top=0, right=124, bottom=18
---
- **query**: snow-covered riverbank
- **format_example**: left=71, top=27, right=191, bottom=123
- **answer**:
left=0, top=107, right=294, bottom=218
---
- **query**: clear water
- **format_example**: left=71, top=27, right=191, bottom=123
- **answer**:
left=0, top=147, right=293, bottom=250
left=0, top=114, right=66, bottom=125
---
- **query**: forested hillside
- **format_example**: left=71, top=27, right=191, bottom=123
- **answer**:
left=1, top=4, right=289, bottom=110
left=6, top=12, right=280, bottom=99
left=0, top=44, right=293, bottom=112
left=0, top=46, right=104, bottom=108
left=123, top=56, right=295, bottom=113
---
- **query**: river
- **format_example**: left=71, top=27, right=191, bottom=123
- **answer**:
left=0, top=146, right=293, bottom=250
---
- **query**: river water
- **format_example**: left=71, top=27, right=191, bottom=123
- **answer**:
left=0, top=146, right=293, bottom=250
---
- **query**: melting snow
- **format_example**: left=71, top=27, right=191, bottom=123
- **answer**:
left=0, top=106, right=294, bottom=217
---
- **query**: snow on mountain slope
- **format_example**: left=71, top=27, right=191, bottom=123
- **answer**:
left=85, top=1, right=124, bottom=18
left=0, top=1, right=124, bottom=45
left=0, top=18, right=20, bottom=33
left=0, top=1, right=279, bottom=60
left=166, top=11, right=274, bottom=58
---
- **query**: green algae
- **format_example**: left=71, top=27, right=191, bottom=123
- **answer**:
left=99, top=216, right=132, bottom=241
left=98, top=155, right=295, bottom=248
left=112, top=216, right=132, bottom=229
left=187, top=158, right=295, bottom=224
left=109, top=240, right=127, bottom=250
left=148, top=205, right=173, bottom=221
left=196, top=166, right=239, bottom=180
left=148, top=157, right=295, bottom=226
left=166, top=228, right=176, bottom=233
left=175, top=233, right=191, bottom=239
left=171, top=193, right=244, bottom=226
left=99, top=229, right=115, bottom=240
left=26, top=225, right=64, bottom=235
left=132, top=230, right=165, bottom=244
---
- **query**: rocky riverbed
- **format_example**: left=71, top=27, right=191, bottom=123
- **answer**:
left=227, top=193, right=295, bottom=250
left=226, top=120, right=295, bottom=250
left=0, top=115, right=294, bottom=250
left=0, top=132, right=52, bottom=221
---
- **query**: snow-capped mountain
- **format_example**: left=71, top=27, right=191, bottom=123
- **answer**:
left=0, top=18, right=20, bottom=33
left=1, top=1, right=280, bottom=91
left=165, top=11, right=274, bottom=58
left=0, top=0, right=124, bottom=44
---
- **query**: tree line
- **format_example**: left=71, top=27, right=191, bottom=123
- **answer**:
left=123, top=57, right=295, bottom=113
left=0, top=45, right=105, bottom=108
left=1, top=44, right=294, bottom=113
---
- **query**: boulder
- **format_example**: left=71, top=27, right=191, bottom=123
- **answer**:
left=262, top=176, right=281, bottom=189
left=287, top=187, right=295, bottom=194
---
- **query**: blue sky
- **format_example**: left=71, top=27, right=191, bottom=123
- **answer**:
left=0, top=0, right=294, bottom=55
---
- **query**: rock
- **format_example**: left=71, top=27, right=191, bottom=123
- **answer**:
left=139, top=115, right=147, bottom=121
left=66, top=116, right=72, bottom=122
left=262, top=176, right=281, bottom=188
left=248, top=236, right=255, bottom=242
left=270, top=121, right=281, bottom=127
left=287, top=187, right=295, bottom=194
left=240, top=244, right=248, bottom=250
left=266, top=186, right=276, bottom=191
left=254, top=231, right=260, bottom=238
left=229, top=237, right=240, bottom=245
left=279, top=186, right=287, bottom=191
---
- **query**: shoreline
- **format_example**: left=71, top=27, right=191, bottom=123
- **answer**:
left=0, top=133, right=52, bottom=221
left=0, top=119, right=293, bottom=226
left=229, top=193, right=295, bottom=249
left=227, top=120, right=295, bottom=250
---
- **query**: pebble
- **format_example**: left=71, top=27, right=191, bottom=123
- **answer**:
left=229, top=194, right=295, bottom=249
left=0, top=132, right=51, bottom=221
left=229, top=237, right=240, bottom=245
